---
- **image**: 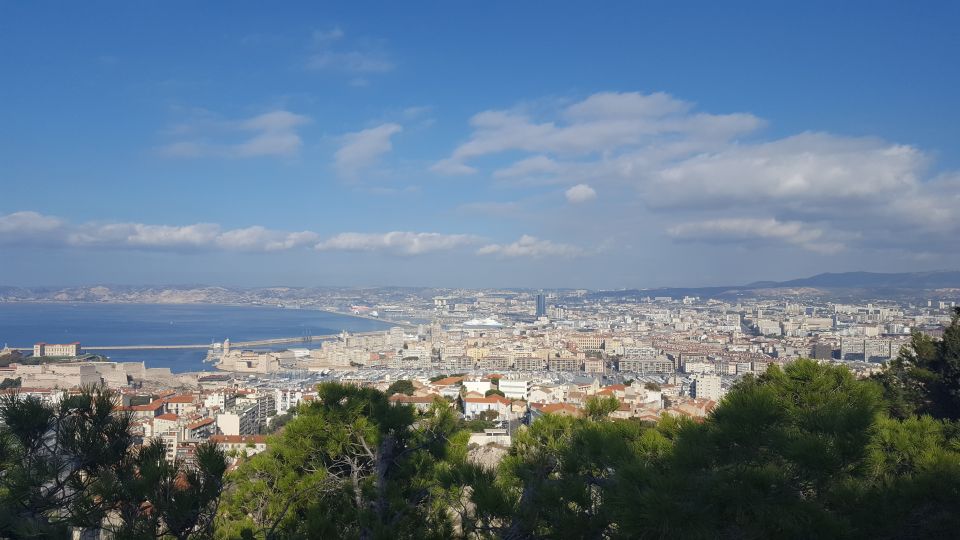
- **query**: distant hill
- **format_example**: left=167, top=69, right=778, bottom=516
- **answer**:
left=753, top=271, right=960, bottom=289
left=592, top=270, right=960, bottom=300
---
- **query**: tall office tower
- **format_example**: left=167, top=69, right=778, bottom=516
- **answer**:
left=536, top=293, right=547, bottom=318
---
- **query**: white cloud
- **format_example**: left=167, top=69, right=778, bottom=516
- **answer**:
left=159, top=110, right=310, bottom=159
left=0, top=211, right=65, bottom=246
left=0, top=212, right=305, bottom=253
left=215, top=227, right=320, bottom=252
left=334, top=123, right=403, bottom=177
left=477, top=235, right=584, bottom=258
left=306, top=28, right=394, bottom=74
left=315, top=232, right=479, bottom=255
left=650, top=132, right=925, bottom=207
left=565, top=184, right=596, bottom=203
left=0, top=211, right=63, bottom=234
left=0, top=211, right=491, bottom=257
left=436, top=89, right=960, bottom=258
left=69, top=223, right=221, bottom=248
left=433, top=91, right=763, bottom=175
left=667, top=218, right=844, bottom=254
left=564, top=91, right=692, bottom=120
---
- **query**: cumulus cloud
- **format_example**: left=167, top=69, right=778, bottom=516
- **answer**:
left=334, top=123, right=403, bottom=177
left=0, top=211, right=491, bottom=257
left=565, top=184, right=596, bottom=203
left=432, top=91, right=763, bottom=175
left=667, top=218, right=845, bottom=254
left=435, top=90, right=960, bottom=258
left=0, top=212, right=408, bottom=255
left=0, top=211, right=63, bottom=234
left=68, top=223, right=221, bottom=248
left=215, top=227, right=320, bottom=252
left=477, top=235, right=584, bottom=258
left=0, top=211, right=66, bottom=246
left=159, top=110, right=311, bottom=159
left=315, top=232, right=479, bottom=255
left=650, top=132, right=925, bottom=207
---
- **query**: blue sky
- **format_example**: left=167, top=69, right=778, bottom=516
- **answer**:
left=1, top=1, right=958, bottom=288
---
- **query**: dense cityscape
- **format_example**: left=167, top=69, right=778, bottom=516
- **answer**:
left=2, top=280, right=957, bottom=460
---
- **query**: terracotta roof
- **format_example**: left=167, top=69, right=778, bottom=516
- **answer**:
left=430, top=376, right=464, bottom=386
left=186, top=417, right=215, bottom=430
left=127, top=400, right=165, bottom=411
left=532, top=402, right=583, bottom=416
left=155, top=413, right=179, bottom=421
left=165, top=394, right=196, bottom=404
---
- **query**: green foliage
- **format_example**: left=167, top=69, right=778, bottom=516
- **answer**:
left=478, top=409, right=499, bottom=422
left=584, top=395, right=620, bottom=420
left=874, top=307, right=960, bottom=420
left=463, top=359, right=960, bottom=539
left=484, top=389, right=505, bottom=398
left=216, top=382, right=466, bottom=539
left=0, top=352, right=22, bottom=368
left=643, top=381, right=660, bottom=391
left=265, top=410, right=294, bottom=433
left=0, top=386, right=226, bottom=539
left=460, top=418, right=495, bottom=433
left=0, top=377, right=21, bottom=389
left=386, top=379, right=415, bottom=397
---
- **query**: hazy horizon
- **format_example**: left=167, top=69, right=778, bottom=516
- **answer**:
left=4, top=268, right=959, bottom=293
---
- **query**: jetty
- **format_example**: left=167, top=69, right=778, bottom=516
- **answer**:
left=9, top=329, right=398, bottom=352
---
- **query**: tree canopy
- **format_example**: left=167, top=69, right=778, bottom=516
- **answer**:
left=216, top=382, right=468, bottom=540
left=0, top=386, right=227, bottom=540
left=214, top=354, right=960, bottom=538
left=874, top=306, right=960, bottom=420
left=385, top=379, right=416, bottom=397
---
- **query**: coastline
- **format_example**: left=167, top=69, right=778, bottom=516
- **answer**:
left=0, top=299, right=402, bottom=326
left=0, top=303, right=398, bottom=374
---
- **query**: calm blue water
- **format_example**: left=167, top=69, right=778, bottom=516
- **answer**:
left=0, top=303, right=392, bottom=373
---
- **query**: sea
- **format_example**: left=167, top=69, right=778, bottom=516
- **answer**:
left=0, top=303, right=393, bottom=373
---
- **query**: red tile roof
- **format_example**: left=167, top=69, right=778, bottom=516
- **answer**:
left=430, top=376, right=464, bottom=386
left=186, top=417, right=215, bottom=430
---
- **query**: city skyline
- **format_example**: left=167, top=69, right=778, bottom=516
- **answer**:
left=2, top=2, right=959, bottom=288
